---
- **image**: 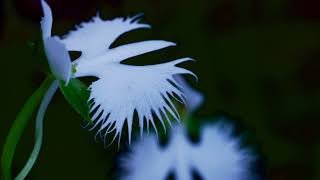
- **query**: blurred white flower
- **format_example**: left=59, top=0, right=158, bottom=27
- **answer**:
left=120, top=122, right=254, bottom=180
left=40, top=0, right=195, bottom=144
left=174, top=75, right=203, bottom=113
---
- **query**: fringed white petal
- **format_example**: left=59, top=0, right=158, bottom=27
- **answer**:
left=174, top=75, right=203, bottom=113
left=88, top=58, right=195, bottom=144
left=120, top=135, right=172, bottom=180
left=43, top=37, right=72, bottom=84
left=105, top=40, right=175, bottom=63
left=61, top=14, right=150, bottom=57
left=192, top=123, right=253, bottom=180
left=120, top=122, right=254, bottom=180
left=74, top=40, right=176, bottom=77
left=40, top=0, right=52, bottom=39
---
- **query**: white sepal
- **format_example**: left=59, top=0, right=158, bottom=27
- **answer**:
left=43, top=37, right=72, bottom=84
left=40, top=0, right=53, bottom=39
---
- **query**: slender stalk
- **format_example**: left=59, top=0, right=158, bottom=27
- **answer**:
left=1, top=76, right=54, bottom=180
left=15, top=80, right=59, bottom=180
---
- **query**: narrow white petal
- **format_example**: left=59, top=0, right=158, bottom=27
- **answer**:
left=119, top=122, right=254, bottom=180
left=174, top=75, right=204, bottom=113
left=101, top=40, right=176, bottom=63
left=88, top=58, right=193, bottom=143
left=72, top=40, right=176, bottom=74
left=61, top=14, right=150, bottom=57
left=40, top=0, right=53, bottom=39
left=43, top=37, right=72, bottom=84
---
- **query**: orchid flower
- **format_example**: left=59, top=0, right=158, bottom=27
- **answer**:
left=120, top=122, right=254, bottom=180
left=41, top=0, right=195, bottom=143
left=1, top=0, right=195, bottom=179
left=119, top=77, right=254, bottom=180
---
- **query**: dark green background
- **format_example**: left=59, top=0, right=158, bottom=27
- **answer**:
left=1, top=0, right=320, bottom=179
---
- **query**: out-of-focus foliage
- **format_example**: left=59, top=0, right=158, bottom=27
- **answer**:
left=0, top=0, right=319, bottom=179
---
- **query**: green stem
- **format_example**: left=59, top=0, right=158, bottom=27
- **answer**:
left=1, top=76, right=54, bottom=180
left=15, top=80, right=59, bottom=180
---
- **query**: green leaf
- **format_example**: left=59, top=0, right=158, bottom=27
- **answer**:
left=59, top=79, right=92, bottom=124
left=1, top=76, right=54, bottom=180
left=15, top=81, right=59, bottom=180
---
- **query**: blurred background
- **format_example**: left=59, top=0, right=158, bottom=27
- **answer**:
left=0, top=0, right=320, bottom=179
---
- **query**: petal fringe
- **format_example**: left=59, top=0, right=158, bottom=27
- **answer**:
left=87, top=58, right=194, bottom=144
left=61, top=14, right=150, bottom=58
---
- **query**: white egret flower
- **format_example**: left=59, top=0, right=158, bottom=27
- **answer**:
left=120, top=122, right=254, bottom=180
left=40, top=0, right=195, bottom=144
left=119, top=78, right=253, bottom=180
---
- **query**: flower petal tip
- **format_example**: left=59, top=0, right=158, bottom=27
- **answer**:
left=40, top=0, right=53, bottom=39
